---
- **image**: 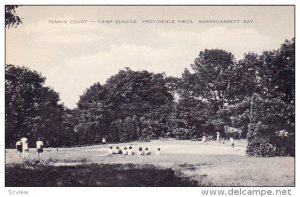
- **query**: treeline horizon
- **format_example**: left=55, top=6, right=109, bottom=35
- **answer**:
left=5, top=38, right=295, bottom=156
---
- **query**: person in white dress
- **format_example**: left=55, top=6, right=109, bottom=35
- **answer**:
left=20, top=137, right=29, bottom=158
left=102, top=137, right=106, bottom=146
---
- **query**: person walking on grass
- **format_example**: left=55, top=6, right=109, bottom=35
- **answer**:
left=20, top=136, right=29, bottom=158
left=36, top=138, right=44, bottom=159
left=15, top=139, right=22, bottom=157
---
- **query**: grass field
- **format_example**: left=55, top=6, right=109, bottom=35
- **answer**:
left=5, top=139, right=295, bottom=187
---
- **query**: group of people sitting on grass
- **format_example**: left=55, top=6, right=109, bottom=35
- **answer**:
left=108, top=144, right=161, bottom=156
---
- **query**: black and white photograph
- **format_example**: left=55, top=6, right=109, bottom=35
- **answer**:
left=4, top=5, right=295, bottom=189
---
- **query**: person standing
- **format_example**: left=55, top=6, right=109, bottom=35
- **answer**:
left=15, top=139, right=22, bottom=157
left=20, top=136, right=29, bottom=158
left=216, top=132, right=220, bottom=142
left=230, top=137, right=235, bottom=148
left=200, top=135, right=207, bottom=143
left=102, top=137, right=106, bottom=146
left=36, top=138, right=44, bottom=158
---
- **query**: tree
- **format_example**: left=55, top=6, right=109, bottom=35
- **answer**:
left=187, top=49, right=235, bottom=108
left=104, top=68, right=173, bottom=118
left=224, top=53, right=263, bottom=138
left=75, top=68, right=174, bottom=143
left=225, top=38, right=295, bottom=156
left=5, top=64, right=63, bottom=148
left=60, top=108, right=78, bottom=146
left=259, top=38, right=295, bottom=103
left=5, top=5, right=22, bottom=28
left=74, top=83, right=111, bottom=144
left=247, top=39, right=295, bottom=156
left=228, top=53, right=262, bottom=103
left=77, top=82, right=107, bottom=110
left=246, top=94, right=294, bottom=156
left=176, top=49, right=236, bottom=138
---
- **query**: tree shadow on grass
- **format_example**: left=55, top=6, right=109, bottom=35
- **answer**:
left=6, top=163, right=199, bottom=187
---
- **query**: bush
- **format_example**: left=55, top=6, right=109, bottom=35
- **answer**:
left=247, top=134, right=277, bottom=157
left=247, top=122, right=294, bottom=157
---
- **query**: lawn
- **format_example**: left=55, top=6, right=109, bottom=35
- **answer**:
left=5, top=139, right=295, bottom=187
left=6, top=163, right=198, bottom=187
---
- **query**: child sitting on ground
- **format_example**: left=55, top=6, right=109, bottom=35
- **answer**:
left=128, top=146, right=134, bottom=155
left=145, top=148, right=151, bottom=155
left=116, top=146, right=122, bottom=154
left=113, top=146, right=122, bottom=154
left=112, top=146, right=118, bottom=154
left=156, top=148, right=161, bottom=156
left=123, top=147, right=128, bottom=155
left=138, top=147, right=144, bottom=156
left=108, top=146, right=114, bottom=155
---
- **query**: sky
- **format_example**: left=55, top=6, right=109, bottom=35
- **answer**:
left=6, top=6, right=294, bottom=108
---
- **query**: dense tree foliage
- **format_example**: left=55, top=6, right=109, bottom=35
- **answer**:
left=246, top=39, right=295, bottom=156
left=5, top=5, right=22, bottom=28
left=72, top=68, right=174, bottom=144
left=5, top=65, right=63, bottom=148
left=175, top=49, right=236, bottom=138
left=5, top=39, right=294, bottom=157
left=225, top=39, right=295, bottom=156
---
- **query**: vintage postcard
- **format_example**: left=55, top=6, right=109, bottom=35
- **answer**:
left=5, top=5, right=295, bottom=190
